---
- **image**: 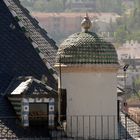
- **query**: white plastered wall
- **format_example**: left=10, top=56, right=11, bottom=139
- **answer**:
left=61, top=72, right=118, bottom=139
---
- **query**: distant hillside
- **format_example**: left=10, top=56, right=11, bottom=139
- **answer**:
left=20, top=0, right=124, bottom=14
left=19, top=0, right=139, bottom=45
left=112, top=0, right=140, bottom=44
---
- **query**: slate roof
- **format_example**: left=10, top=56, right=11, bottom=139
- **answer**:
left=0, top=0, right=58, bottom=138
left=4, top=0, right=58, bottom=80
left=0, top=114, right=50, bottom=139
left=56, top=31, right=118, bottom=65
left=4, top=0, right=58, bottom=66
left=0, top=0, right=58, bottom=93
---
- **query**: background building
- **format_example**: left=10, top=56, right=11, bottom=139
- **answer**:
left=117, top=40, right=140, bottom=60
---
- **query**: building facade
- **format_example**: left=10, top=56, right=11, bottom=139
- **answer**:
left=55, top=14, right=119, bottom=139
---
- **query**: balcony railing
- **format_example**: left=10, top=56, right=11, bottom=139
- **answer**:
left=0, top=114, right=139, bottom=139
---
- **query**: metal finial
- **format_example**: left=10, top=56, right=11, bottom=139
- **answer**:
left=81, top=13, right=92, bottom=32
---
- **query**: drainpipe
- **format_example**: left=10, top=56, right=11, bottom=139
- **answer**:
left=58, top=54, right=62, bottom=124
left=123, top=64, right=129, bottom=112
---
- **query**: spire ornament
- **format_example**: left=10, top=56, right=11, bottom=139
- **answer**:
left=81, top=13, right=92, bottom=32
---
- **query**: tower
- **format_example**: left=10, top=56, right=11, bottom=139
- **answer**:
left=55, top=14, right=119, bottom=139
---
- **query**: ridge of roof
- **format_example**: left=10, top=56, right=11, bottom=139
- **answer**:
left=3, top=0, right=58, bottom=81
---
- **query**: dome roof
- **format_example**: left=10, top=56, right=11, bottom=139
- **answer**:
left=56, top=31, right=118, bottom=65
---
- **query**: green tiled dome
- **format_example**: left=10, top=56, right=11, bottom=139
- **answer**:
left=56, top=31, right=118, bottom=64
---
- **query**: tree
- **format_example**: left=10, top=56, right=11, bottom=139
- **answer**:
left=33, top=0, right=47, bottom=12
left=114, top=25, right=128, bottom=43
left=45, top=0, right=64, bottom=12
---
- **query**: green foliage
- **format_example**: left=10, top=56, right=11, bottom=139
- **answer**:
left=135, top=77, right=140, bottom=86
left=45, top=0, right=64, bottom=12
left=20, top=0, right=37, bottom=7
left=95, top=0, right=123, bottom=14
left=19, top=0, right=139, bottom=44
left=114, top=25, right=128, bottom=43
left=113, top=0, right=140, bottom=44
left=32, top=0, right=47, bottom=12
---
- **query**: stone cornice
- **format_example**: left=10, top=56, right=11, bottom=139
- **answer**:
left=54, top=64, right=119, bottom=73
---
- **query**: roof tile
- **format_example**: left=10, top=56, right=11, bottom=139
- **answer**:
left=56, top=32, right=118, bottom=65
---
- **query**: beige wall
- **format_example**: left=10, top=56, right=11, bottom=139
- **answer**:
left=61, top=71, right=118, bottom=139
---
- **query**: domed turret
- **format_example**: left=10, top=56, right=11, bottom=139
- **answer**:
left=55, top=15, right=119, bottom=139
left=55, top=14, right=118, bottom=66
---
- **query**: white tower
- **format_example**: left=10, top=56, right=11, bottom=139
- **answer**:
left=55, top=14, right=119, bottom=139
